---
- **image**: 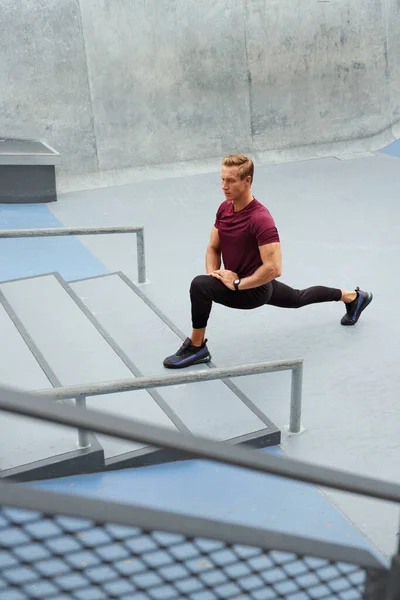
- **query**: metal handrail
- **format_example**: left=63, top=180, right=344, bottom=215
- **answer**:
left=2, top=382, right=400, bottom=506
left=32, top=358, right=304, bottom=448
left=0, top=386, right=391, bottom=597
left=0, top=226, right=146, bottom=283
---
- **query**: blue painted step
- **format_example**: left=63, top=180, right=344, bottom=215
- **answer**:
left=30, top=447, right=387, bottom=567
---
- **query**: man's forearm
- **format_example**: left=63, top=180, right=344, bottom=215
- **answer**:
left=206, top=247, right=221, bottom=274
left=238, top=264, right=279, bottom=290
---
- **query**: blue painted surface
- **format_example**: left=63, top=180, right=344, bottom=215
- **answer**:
left=30, top=448, right=386, bottom=566
left=380, top=138, right=400, bottom=157
left=0, top=204, right=108, bottom=281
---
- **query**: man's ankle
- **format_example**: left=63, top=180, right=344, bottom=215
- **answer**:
left=191, top=329, right=206, bottom=347
left=341, top=290, right=357, bottom=304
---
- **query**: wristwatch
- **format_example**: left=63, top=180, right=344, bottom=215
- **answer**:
left=234, top=278, right=241, bottom=291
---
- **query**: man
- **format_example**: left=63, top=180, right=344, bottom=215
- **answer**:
left=163, top=154, right=373, bottom=369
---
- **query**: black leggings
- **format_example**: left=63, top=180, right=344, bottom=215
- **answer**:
left=190, top=275, right=342, bottom=329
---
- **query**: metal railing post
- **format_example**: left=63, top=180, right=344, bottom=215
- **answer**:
left=289, top=364, right=303, bottom=433
left=136, top=229, right=146, bottom=283
left=0, top=226, right=147, bottom=286
left=75, top=396, right=90, bottom=449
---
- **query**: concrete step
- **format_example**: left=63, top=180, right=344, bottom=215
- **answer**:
left=0, top=274, right=178, bottom=465
left=69, top=273, right=279, bottom=446
left=0, top=295, right=89, bottom=478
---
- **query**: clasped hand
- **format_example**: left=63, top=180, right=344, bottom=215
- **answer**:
left=209, top=269, right=238, bottom=290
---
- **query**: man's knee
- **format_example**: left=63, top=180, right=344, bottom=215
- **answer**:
left=190, top=275, right=211, bottom=296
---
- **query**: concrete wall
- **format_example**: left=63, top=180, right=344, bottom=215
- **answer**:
left=384, top=0, right=400, bottom=135
left=0, top=0, right=399, bottom=183
left=0, top=0, right=98, bottom=173
left=79, top=0, right=252, bottom=170
left=245, top=0, right=392, bottom=149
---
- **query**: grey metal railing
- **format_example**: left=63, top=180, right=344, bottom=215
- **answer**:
left=32, top=358, right=304, bottom=449
left=0, top=383, right=396, bottom=599
left=0, top=225, right=146, bottom=283
left=0, top=479, right=388, bottom=600
left=1, top=382, right=400, bottom=506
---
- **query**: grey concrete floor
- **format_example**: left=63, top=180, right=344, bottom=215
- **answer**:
left=51, top=151, right=400, bottom=560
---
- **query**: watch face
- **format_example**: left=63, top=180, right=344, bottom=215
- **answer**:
left=234, top=279, right=240, bottom=284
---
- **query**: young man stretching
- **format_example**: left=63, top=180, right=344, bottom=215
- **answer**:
left=163, top=154, right=373, bottom=369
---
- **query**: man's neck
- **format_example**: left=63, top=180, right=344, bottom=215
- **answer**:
left=232, top=192, right=254, bottom=213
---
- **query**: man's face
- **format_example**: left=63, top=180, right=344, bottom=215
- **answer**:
left=221, top=166, right=250, bottom=202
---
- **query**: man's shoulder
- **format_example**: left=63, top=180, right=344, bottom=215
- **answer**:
left=215, top=200, right=231, bottom=217
left=250, top=198, right=280, bottom=243
left=214, top=200, right=230, bottom=229
left=217, top=200, right=230, bottom=211
left=250, top=198, right=275, bottom=222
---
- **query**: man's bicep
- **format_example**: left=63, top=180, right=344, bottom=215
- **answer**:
left=259, top=242, right=282, bottom=274
left=209, top=226, right=221, bottom=250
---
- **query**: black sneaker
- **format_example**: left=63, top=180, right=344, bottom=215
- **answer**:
left=341, top=287, right=373, bottom=326
left=163, top=337, right=211, bottom=369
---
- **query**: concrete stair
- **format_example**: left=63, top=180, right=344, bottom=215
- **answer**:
left=0, top=271, right=280, bottom=481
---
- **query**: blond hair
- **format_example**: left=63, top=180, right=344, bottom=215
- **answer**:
left=222, top=154, right=254, bottom=184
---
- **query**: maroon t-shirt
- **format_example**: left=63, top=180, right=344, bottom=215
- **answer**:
left=214, top=198, right=280, bottom=278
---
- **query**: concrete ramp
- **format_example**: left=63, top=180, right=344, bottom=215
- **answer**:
left=0, top=295, right=95, bottom=480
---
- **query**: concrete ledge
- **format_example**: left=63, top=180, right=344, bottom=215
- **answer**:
left=0, top=139, right=61, bottom=166
left=0, top=139, right=60, bottom=203
left=0, top=165, right=57, bottom=203
left=0, top=434, right=104, bottom=483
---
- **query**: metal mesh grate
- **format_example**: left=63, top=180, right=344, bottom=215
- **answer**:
left=0, top=506, right=367, bottom=600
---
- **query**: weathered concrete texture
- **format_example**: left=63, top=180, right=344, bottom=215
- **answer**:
left=385, top=0, right=400, bottom=129
left=0, top=0, right=399, bottom=180
left=79, top=0, right=252, bottom=170
left=245, top=0, right=392, bottom=150
left=0, top=0, right=97, bottom=173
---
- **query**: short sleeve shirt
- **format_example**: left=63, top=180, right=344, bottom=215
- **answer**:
left=214, top=198, right=280, bottom=277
